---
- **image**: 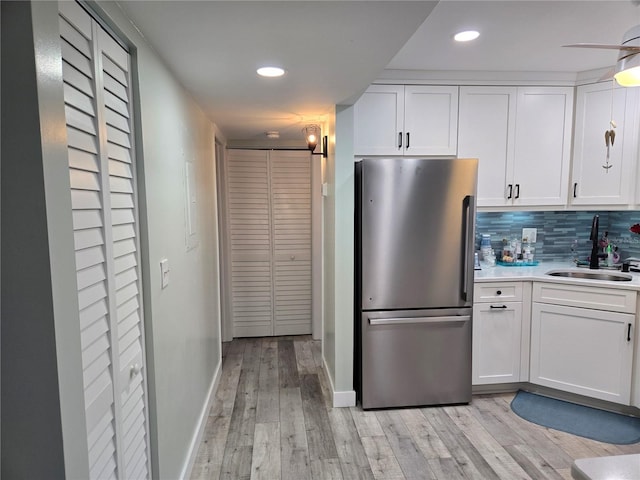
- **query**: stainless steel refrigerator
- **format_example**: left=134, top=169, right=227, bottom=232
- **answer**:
left=355, top=157, right=478, bottom=409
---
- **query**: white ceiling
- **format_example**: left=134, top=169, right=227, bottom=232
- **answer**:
left=387, top=0, right=640, bottom=73
left=117, top=0, right=640, bottom=143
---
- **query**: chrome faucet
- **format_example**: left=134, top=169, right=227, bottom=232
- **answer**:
left=589, top=214, right=599, bottom=269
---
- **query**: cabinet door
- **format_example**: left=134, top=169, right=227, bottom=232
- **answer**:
left=459, top=87, right=516, bottom=206
left=354, top=85, right=404, bottom=156
left=472, top=302, right=522, bottom=384
left=404, top=85, right=458, bottom=156
left=571, top=83, right=640, bottom=205
left=530, top=302, right=634, bottom=404
left=512, top=87, right=573, bottom=206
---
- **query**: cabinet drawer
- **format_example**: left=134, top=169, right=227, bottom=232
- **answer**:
left=474, top=282, right=523, bottom=303
left=533, top=282, right=637, bottom=313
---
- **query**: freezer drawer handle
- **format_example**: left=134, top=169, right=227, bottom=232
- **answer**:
left=369, top=315, right=470, bottom=326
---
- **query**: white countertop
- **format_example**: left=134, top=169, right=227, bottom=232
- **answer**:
left=571, top=454, right=640, bottom=480
left=474, top=261, right=640, bottom=291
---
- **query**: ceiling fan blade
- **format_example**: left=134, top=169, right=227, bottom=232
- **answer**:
left=563, top=43, right=640, bottom=52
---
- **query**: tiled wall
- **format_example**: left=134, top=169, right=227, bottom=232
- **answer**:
left=476, top=210, right=640, bottom=263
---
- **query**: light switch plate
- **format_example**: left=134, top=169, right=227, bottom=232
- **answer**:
left=160, top=259, right=170, bottom=289
left=522, top=228, right=537, bottom=243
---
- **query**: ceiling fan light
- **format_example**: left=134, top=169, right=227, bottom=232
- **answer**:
left=614, top=54, right=640, bottom=87
left=614, top=66, right=640, bottom=86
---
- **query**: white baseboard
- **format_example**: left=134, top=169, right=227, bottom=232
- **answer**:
left=180, top=357, right=222, bottom=480
left=333, top=390, right=356, bottom=407
left=322, top=357, right=356, bottom=408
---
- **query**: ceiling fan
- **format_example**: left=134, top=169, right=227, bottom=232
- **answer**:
left=563, top=24, right=640, bottom=86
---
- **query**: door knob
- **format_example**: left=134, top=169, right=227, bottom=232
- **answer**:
left=130, top=363, right=141, bottom=378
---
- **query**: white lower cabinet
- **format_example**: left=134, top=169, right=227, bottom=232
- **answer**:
left=531, top=283, right=636, bottom=405
left=472, top=282, right=530, bottom=385
left=473, top=302, right=523, bottom=384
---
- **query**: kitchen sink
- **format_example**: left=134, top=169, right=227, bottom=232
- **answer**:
left=545, top=270, right=633, bottom=282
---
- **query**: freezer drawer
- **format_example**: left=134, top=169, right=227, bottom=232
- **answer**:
left=360, top=310, right=472, bottom=409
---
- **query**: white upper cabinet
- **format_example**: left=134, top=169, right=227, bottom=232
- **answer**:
left=459, top=86, right=573, bottom=207
left=353, top=85, right=404, bottom=156
left=571, top=82, right=640, bottom=206
left=513, top=87, right=573, bottom=206
left=458, top=87, right=517, bottom=207
left=354, top=84, right=458, bottom=156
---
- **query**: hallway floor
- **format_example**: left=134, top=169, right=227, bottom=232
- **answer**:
left=191, top=336, right=640, bottom=480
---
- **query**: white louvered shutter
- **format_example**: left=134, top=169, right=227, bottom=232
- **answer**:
left=270, top=151, right=311, bottom=335
left=59, top=2, right=150, bottom=479
left=224, top=150, right=311, bottom=337
left=226, top=150, right=273, bottom=337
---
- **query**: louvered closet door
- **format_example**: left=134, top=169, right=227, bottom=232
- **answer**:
left=226, top=150, right=273, bottom=337
left=270, top=151, right=312, bottom=335
left=59, top=2, right=150, bottom=479
left=225, top=150, right=311, bottom=337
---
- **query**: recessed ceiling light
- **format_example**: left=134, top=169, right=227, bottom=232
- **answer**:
left=454, top=30, right=480, bottom=42
left=257, top=66, right=285, bottom=77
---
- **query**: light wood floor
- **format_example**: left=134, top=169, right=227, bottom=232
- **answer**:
left=191, top=336, right=640, bottom=480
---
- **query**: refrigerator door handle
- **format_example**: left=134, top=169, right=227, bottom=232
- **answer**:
left=461, top=195, right=475, bottom=302
left=369, top=315, right=471, bottom=326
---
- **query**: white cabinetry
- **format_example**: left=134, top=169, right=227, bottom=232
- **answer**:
left=531, top=282, right=636, bottom=405
left=571, top=82, right=640, bottom=206
left=458, top=86, right=573, bottom=207
left=354, top=84, right=458, bottom=156
left=472, top=282, right=530, bottom=385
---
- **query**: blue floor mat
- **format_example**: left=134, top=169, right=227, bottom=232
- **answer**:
left=510, top=390, right=640, bottom=445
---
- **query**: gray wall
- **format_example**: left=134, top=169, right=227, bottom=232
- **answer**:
left=1, top=2, right=88, bottom=477
left=322, top=104, right=356, bottom=404
left=2, top=1, right=223, bottom=478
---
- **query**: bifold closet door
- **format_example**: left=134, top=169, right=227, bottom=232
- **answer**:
left=225, top=150, right=311, bottom=337
left=59, top=2, right=150, bottom=479
left=270, top=151, right=312, bottom=335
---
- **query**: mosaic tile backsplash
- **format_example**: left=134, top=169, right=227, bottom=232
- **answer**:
left=476, top=210, right=640, bottom=263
